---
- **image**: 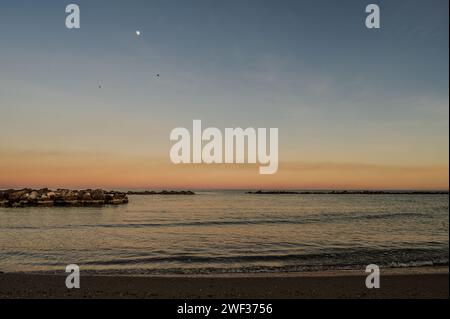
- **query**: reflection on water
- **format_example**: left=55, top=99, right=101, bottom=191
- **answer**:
left=0, top=192, right=448, bottom=274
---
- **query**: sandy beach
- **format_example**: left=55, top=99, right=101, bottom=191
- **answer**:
left=0, top=267, right=447, bottom=299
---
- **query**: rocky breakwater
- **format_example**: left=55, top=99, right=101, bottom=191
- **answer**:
left=0, top=189, right=128, bottom=207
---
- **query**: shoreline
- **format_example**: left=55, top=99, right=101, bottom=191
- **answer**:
left=4, top=265, right=448, bottom=278
left=0, top=266, right=447, bottom=299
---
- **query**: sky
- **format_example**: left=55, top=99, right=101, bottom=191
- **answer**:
left=0, top=0, right=448, bottom=190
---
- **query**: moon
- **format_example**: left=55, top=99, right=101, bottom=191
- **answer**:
left=135, top=30, right=141, bottom=36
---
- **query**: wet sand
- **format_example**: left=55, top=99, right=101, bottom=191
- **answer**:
left=0, top=267, right=447, bottom=299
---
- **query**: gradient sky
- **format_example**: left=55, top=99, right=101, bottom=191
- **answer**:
left=0, top=0, right=448, bottom=190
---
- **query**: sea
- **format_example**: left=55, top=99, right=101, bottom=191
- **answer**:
left=0, top=191, right=448, bottom=275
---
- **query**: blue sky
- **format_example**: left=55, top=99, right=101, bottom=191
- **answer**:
left=0, top=0, right=448, bottom=189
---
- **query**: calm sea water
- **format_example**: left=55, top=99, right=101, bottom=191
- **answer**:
left=0, top=192, right=448, bottom=274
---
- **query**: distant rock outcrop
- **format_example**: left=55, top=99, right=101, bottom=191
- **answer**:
left=0, top=189, right=128, bottom=207
left=246, top=190, right=449, bottom=195
left=126, top=190, right=195, bottom=195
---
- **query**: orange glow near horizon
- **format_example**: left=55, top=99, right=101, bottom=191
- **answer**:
left=0, top=150, right=447, bottom=190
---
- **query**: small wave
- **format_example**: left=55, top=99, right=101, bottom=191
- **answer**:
left=357, top=212, right=426, bottom=220
left=29, top=247, right=448, bottom=268
left=2, top=211, right=430, bottom=231
left=32, top=259, right=449, bottom=276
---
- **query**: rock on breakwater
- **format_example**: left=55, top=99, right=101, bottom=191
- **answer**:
left=0, top=189, right=128, bottom=207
